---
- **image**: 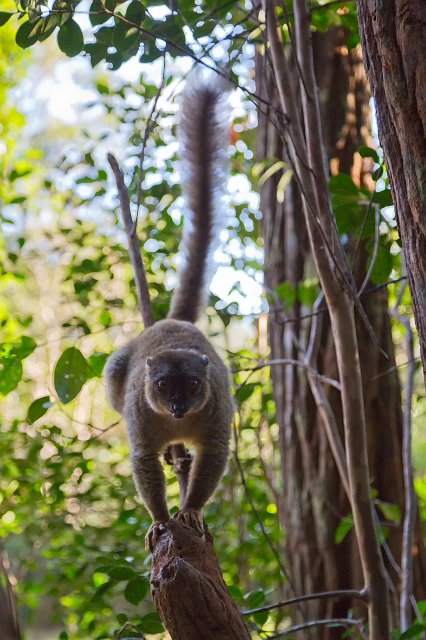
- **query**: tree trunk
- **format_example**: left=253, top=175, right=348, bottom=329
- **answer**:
left=150, top=520, right=251, bottom=640
left=357, top=0, right=426, bottom=385
left=256, top=25, right=426, bottom=636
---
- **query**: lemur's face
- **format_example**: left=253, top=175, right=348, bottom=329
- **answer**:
left=145, top=350, right=210, bottom=420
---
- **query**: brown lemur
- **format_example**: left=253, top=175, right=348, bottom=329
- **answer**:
left=105, top=74, right=234, bottom=551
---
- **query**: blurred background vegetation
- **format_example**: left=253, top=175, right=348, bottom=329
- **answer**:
left=0, top=1, right=425, bottom=638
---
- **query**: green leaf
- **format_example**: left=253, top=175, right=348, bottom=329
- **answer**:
left=357, top=146, right=380, bottom=164
left=91, top=579, right=115, bottom=601
left=376, top=500, right=401, bottom=525
left=0, top=11, right=13, bottom=26
left=374, top=188, right=393, bottom=208
left=89, top=0, right=110, bottom=26
left=245, top=589, right=266, bottom=609
left=88, top=352, right=108, bottom=377
left=12, top=336, right=36, bottom=360
left=105, top=566, right=137, bottom=581
left=253, top=610, right=269, bottom=626
left=15, top=20, right=40, bottom=48
left=0, top=336, right=35, bottom=395
left=400, top=624, right=426, bottom=639
left=57, top=18, right=84, bottom=57
left=94, top=26, right=113, bottom=44
left=105, top=49, right=123, bottom=70
left=334, top=516, right=354, bottom=544
left=0, top=359, right=23, bottom=395
left=38, top=14, right=60, bottom=42
left=126, top=0, right=145, bottom=22
left=116, top=613, right=128, bottom=625
left=138, top=612, right=164, bottom=635
left=27, top=396, right=54, bottom=424
left=84, top=42, right=108, bottom=67
left=227, top=585, right=244, bottom=603
left=370, top=242, right=393, bottom=285
left=329, top=173, right=359, bottom=196
left=417, top=600, right=426, bottom=617
left=113, top=18, right=140, bottom=51
left=237, top=383, right=257, bottom=404
left=96, top=82, right=109, bottom=95
left=52, top=0, right=73, bottom=26
left=275, top=281, right=296, bottom=311
left=54, top=347, right=89, bottom=404
left=298, top=280, right=319, bottom=307
left=124, top=577, right=149, bottom=605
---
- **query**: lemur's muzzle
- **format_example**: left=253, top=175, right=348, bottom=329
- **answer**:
left=171, top=403, right=185, bottom=419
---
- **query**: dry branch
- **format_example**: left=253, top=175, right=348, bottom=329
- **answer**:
left=107, top=152, right=154, bottom=329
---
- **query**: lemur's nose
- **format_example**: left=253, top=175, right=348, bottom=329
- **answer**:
left=171, top=403, right=185, bottom=419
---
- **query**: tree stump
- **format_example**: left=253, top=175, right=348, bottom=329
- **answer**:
left=151, top=519, right=251, bottom=640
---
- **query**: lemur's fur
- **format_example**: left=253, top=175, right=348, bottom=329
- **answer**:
left=105, top=74, right=234, bottom=551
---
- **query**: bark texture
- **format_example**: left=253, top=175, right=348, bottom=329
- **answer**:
left=257, top=26, right=426, bottom=637
left=357, top=0, right=426, bottom=384
left=150, top=519, right=251, bottom=640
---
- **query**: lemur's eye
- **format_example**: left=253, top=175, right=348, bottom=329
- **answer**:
left=157, top=379, right=168, bottom=390
left=188, top=378, right=199, bottom=391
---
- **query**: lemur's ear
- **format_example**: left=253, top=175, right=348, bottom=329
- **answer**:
left=146, top=357, right=154, bottom=367
left=202, top=354, right=209, bottom=366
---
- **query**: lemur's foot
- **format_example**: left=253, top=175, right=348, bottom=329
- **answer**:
left=175, top=509, right=205, bottom=536
left=145, top=522, right=167, bottom=552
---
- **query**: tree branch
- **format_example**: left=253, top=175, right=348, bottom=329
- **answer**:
left=151, top=520, right=251, bottom=640
left=392, top=301, right=417, bottom=630
left=107, top=153, right=154, bottom=329
left=134, top=56, right=166, bottom=232
left=243, top=588, right=367, bottom=616
left=266, top=617, right=366, bottom=639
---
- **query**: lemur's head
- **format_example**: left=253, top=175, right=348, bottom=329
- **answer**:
left=144, top=350, right=210, bottom=420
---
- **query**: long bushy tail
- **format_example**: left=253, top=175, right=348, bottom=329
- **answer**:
left=168, top=73, right=231, bottom=323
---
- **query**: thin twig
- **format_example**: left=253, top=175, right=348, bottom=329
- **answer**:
left=392, top=306, right=417, bottom=630
left=107, top=153, right=154, bottom=328
left=265, top=617, right=366, bottom=639
left=256, top=420, right=280, bottom=504
left=235, top=358, right=341, bottom=390
left=267, top=277, right=407, bottom=327
left=358, top=203, right=380, bottom=296
left=351, top=188, right=376, bottom=275
left=243, top=588, right=367, bottom=616
left=134, top=55, right=167, bottom=232
left=305, top=292, right=350, bottom=498
left=232, top=424, right=299, bottom=601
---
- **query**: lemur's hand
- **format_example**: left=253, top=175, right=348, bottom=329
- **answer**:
left=175, top=509, right=205, bottom=537
left=145, top=522, right=167, bottom=552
